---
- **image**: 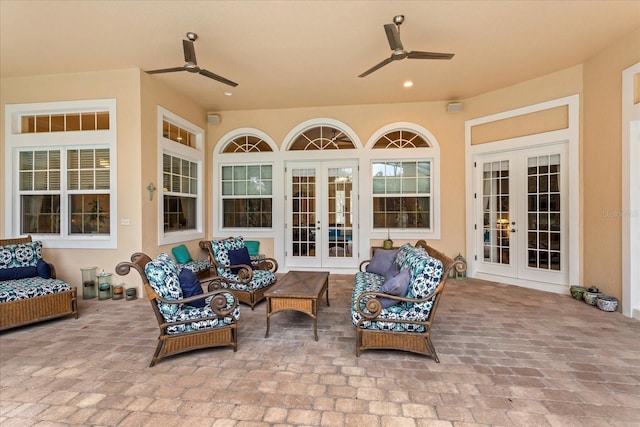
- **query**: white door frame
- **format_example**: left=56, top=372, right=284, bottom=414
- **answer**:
left=465, top=95, right=580, bottom=294
left=473, top=143, right=569, bottom=287
left=284, top=160, right=359, bottom=270
left=622, top=63, right=640, bottom=319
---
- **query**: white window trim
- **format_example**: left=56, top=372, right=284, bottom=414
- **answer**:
left=213, top=128, right=280, bottom=239
left=157, top=107, right=205, bottom=245
left=4, top=99, right=118, bottom=249
left=363, top=122, right=442, bottom=240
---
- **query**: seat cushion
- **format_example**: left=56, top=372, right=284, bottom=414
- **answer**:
left=0, top=277, right=71, bottom=303
left=221, top=269, right=276, bottom=292
left=165, top=291, right=240, bottom=334
left=145, top=254, right=183, bottom=318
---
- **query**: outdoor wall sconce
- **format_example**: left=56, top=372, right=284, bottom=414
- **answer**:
left=146, top=182, right=156, bottom=201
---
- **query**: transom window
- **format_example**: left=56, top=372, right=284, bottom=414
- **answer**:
left=222, top=135, right=273, bottom=153
left=290, top=126, right=356, bottom=150
left=163, top=120, right=195, bottom=148
left=20, top=111, right=110, bottom=133
left=372, top=130, right=430, bottom=148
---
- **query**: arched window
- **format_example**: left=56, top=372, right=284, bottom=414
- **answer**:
left=367, top=123, right=440, bottom=236
left=289, top=125, right=356, bottom=151
left=215, top=129, right=278, bottom=232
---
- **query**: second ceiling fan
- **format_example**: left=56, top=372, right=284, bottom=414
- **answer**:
left=359, top=15, right=454, bottom=78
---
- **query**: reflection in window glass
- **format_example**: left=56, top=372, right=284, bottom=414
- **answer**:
left=221, top=164, right=273, bottom=228
left=371, top=160, right=432, bottom=229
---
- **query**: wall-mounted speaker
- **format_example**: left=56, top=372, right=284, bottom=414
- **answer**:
left=207, top=113, right=221, bottom=124
left=446, top=102, right=463, bottom=113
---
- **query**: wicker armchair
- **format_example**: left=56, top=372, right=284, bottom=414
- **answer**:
left=115, top=252, right=239, bottom=367
left=200, top=237, right=278, bottom=309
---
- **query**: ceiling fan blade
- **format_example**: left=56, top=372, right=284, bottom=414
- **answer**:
left=183, top=39, right=197, bottom=65
left=407, top=51, right=454, bottom=60
left=358, top=56, right=394, bottom=78
left=384, top=23, right=403, bottom=51
left=199, top=69, right=239, bottom=87
left=146, top=66, right=186, bottom=74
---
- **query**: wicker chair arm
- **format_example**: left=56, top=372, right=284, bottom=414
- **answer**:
left=154, top=287, right=239, bottom=317
left=355, top=284, right=442, bottom=321
left=359, top=260, right=371, bottom=272
left=252, top=256, right=278, bottom=273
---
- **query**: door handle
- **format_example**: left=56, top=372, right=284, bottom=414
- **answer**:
left=510, top=229, right=516, bottom=233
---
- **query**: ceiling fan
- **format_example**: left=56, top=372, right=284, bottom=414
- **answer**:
left=359, top=15, right=454, bottom=78
left=146, top=32, right=238, bottom=87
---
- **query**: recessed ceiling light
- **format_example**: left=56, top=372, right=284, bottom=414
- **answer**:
left=224, top=91, right=233, bottom=96
left=403, top=81, right=413, bottom=88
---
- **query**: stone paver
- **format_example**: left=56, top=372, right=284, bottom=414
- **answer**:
left=0, top=275, right=638, bottom=426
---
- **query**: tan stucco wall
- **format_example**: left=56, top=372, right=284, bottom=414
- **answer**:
left=582, top=28, right=640, bottom=300
left=139, top=71, right=208, bottom=259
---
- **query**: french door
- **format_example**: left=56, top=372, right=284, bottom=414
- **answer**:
left=474, top=143, right=568, bottom=285
left=285, top=160, right=358, bottom=269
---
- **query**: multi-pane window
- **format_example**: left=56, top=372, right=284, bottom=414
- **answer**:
left=163, top=154, right=197, bottom=232
left=7, top=100, right=116, bottom=248
left=18, top=148, right=111, bottom=236
left=158, top=107, right=204, bottom=244
left=221, top=165, right=273, bottom=228
left=372, top=161, right=432, bottom=229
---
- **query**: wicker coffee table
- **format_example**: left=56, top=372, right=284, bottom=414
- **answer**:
left=264, top=270, right=330, bottom=341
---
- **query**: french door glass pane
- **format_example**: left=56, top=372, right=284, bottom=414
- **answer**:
left=482, top=161, right=510, bottom=264
left=292, top=169, right=316, bottom=257
left=527, top=155, right=561, bottom=270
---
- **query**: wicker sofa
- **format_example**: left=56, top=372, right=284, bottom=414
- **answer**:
left=0, top=236, right=78, bottom=331
left=351, top=240, right=465, bottom=361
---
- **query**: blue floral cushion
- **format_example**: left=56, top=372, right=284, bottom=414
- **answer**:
left=145, top=253, right=183, bottom=318
left=164, top=291, right=240, bottom=335
left=177, top=258, right=211, bottom=276
left=0, top=241, right=43, bottom=269
left=0, top=277, right=71, bottom=303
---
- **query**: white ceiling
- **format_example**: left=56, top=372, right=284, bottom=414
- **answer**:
left=1, top=1, right=639, bottom=112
